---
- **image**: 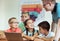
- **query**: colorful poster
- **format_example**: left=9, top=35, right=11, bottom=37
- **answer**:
left=21, top=4, right=43, bottom=21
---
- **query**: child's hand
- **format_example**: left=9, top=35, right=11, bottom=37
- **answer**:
left=30, top=37, right=34, bottom=40
left=0, top=33, right=6, bottom=39
left=36, top=36, right=42, bottom=39
left=22, top=33, right=24, bottom=37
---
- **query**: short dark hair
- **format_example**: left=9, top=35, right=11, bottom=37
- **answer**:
left=42, top=0, right=56, bottom=3
left=24, top=19, right=32, bottom=26
left=22, top=12, right=29, bottom=16
left=42, top=0, right=55, bottom=1
left=38, top=21, right=50, bottom=31
left=51, top=0, right=56, bottom=1
left=8, top=17, right=16, bottom=24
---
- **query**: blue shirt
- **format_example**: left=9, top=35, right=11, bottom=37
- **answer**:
left=52, top=3, right=60, bottom=23
left=57, top=3, right=60, bottom=18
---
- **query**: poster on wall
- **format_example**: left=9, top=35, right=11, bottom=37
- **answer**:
left=21, top=4, right=43, bottom=21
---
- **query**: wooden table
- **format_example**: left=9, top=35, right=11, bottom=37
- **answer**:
left=0, top=38, right=44, bottom=41
left=23, top=38, right=44, bottom=41
left=34, top=38, right=44, bottom=41
left=0, top=38, right=7, bottom=41
left=0, top=31, right=44, bottom=41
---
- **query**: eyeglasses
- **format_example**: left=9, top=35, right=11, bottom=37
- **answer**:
left=10, top=22, right=19, bottom=24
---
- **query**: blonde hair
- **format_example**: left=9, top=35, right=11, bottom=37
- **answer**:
left=42, top=0, right=56, bottom=3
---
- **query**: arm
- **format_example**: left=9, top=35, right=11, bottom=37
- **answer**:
left=22, top=33, right=38, bottom=40
left=57, top=3, right=60, bottom=27
left=22, top=33, right=32, bottom=40
left=30, top=33, right=38, bottom=40
left=58, top=19, right=60, bottom=27
left=40, top=37, right=55, bottom=41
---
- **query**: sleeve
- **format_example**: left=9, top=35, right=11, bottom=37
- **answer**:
left=49, top=32, right=55, bottom=38
left=34, top=9, right=46, bottom=26
left=17, top=28, right=22, bottom=33
left=57, top=3, right=60, bottom=18
left=23, top=30, right=26, bottom=35
left=18, top=22, right=25, bottom=32
left=34, top=30, right=38, bottom=34
left=38, top=33, right=44, bottom=37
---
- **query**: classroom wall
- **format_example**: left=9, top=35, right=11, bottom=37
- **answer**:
left=0, top=0, right=6, bottom=30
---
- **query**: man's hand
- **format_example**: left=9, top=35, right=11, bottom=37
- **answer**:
left=58, top=19, right=60, bottom=27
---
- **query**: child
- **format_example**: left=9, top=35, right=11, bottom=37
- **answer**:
left=22, top=19, right=38, bottom=41
left=5, top=17, right=22, bottom=33
left=19, top=12, right=30, bottom=32
left=37, top=21, right=55, bottom=41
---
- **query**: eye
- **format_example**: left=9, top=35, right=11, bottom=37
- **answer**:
left=25, top=16, right=27, bottom=18
left=21, top=16, right=23, bottom=18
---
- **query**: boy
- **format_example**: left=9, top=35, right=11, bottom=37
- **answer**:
left=5, top=17, right=22, bottom=33
left=19, top=12, right=30, bottom=32
left=38, top=21, right=55, bottom=41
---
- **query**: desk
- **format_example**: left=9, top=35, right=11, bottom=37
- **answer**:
left=0, top=38, right=44, bottom=41
left=34, top=38, right=44, bottom=41
left=23, top=38, right=44, bottom=41
left=0, top=38, right=7, bottom=41
left=0, top=31, right=44, bottom=41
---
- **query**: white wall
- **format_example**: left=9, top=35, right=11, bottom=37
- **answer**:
left=4, top=0, right=21, bottom=30
left=0, top=0, right=60, bottom=30
left=0, top=0, right=6, bottom=30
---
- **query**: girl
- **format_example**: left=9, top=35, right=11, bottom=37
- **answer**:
left=22, top=19, right=38, bottom=41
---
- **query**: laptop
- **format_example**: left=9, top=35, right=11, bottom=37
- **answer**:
left=5, top=32, right=23, bottom=41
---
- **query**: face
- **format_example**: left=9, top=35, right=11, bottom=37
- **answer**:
left=26, top=20, right=34, bottom=29
left=21, top=14, right=30, bottom=22
left=42, top=0, right=55, bottom=11
left=39, top=27, right=45, bottom=34
left=9, top=19, right=19, bottom=28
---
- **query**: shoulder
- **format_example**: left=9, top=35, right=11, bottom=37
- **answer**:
left=23, top=30, right=26, bottom=34
left=17, top=28, right=21, bottom=30
left=5, top=28, right=11, bottom=32
left=57, top=3, right=60, bottom=5
left=16, top=28, right=22, bottom=33
left=19, top=22, right=24, bottom=25
left=34, top=28, right=38, bottom=32
left=56, top=3, right=60, bottom=9
left=19, top=22, right=24, bottom=27
left=48, top=32, right=55, bottom=37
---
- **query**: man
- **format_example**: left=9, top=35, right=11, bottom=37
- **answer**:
left=42, top=0, right=60, bottom=41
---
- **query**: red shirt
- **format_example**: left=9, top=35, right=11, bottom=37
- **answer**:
left=5, top=28, right=22, bottom=33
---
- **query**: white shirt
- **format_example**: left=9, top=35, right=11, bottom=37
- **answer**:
left=34, top=8, right=52, bottom=26
left=39, top=32, right=55, bottom=38
left=34, top=8, right=52, bottom=31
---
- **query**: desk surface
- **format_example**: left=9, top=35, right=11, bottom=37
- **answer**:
left=0, top=38, right=7, bottom=41
left=0, top=31, right=44, bottom=41
left=0, top=38, right=44, bottom=41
